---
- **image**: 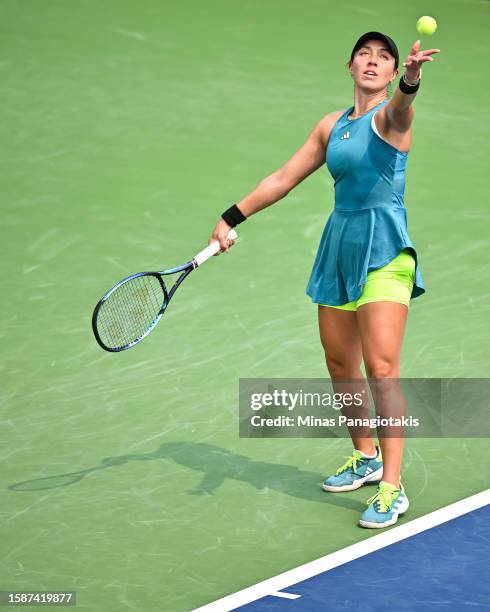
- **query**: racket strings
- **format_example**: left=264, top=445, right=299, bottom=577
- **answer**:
left=96, top=275, right=165, bottom=349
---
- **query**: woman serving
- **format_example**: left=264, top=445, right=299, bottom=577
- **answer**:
left=208, top=32, right=440, bottom=528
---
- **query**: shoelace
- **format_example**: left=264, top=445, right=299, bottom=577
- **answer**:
left=335, top=453, right=362, bottom=475
left=366, top=485, right=398, bottom=513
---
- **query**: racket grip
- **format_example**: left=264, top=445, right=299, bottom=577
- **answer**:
left=193, top=229, right=238, bottom=267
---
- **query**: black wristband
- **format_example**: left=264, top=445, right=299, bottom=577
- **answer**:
left=221, top=203, right=247, bottom=227
left=399, top=74, right=420, bottom=95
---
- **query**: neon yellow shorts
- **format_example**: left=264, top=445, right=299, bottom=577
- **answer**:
left=320, top=248, right=416, bottom=311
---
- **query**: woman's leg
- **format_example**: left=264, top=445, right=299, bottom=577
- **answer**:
left=318, top=305, right=375, bottom=456
left=356, top=301, right=409, bottom=488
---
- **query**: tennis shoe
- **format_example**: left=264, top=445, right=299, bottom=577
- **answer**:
left=322, top=447, right=383, bottom=492
left=359, top=481, right=409, bottom=529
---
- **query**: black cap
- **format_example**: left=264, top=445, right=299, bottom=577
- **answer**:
left=350, top=31, right=399, bottom=69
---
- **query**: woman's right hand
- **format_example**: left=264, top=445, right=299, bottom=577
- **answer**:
left=208, top=218, right=237, bottom=255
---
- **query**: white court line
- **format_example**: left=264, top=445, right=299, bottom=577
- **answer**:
left=191, top=489, right=490, bottom=612
left=270, top=591, right=301, bottom=600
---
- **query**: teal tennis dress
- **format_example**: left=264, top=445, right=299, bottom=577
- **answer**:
left=306, top=99, right=425, bottom=306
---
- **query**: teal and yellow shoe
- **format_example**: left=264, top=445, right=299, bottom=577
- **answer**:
left=322, top=447, right=383, bottom=492
left=359, top=481, right=409, bottom=529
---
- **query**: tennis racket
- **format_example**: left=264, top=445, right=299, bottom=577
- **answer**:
left=92, top=229, right=238, bottom=352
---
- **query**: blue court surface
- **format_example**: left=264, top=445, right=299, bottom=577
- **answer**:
left=195, top=491, right=489, bottom=611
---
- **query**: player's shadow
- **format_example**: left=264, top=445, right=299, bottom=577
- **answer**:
left=8, top=441, right=368, bottom=511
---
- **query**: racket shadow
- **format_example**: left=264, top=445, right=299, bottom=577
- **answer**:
left=8, top=441, right=365, bottom=512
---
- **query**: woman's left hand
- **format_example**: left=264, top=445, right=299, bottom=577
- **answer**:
left=402, top=40, right=440, bottom=80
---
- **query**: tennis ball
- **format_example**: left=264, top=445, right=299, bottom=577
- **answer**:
left=416, top=16, right=437, bottom=35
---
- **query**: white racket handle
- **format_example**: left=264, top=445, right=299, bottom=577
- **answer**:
left=193, top=229, right=238, bottom=267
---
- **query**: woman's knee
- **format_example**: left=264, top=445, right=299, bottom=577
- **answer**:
left=325, top=355, right=362, bottom=379
left=364, top=358, right=399, bottom=379
left=321, top=333, right=363, bottom=377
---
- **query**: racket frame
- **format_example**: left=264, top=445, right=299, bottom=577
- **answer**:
left=92, top=228, right=238, bottom=352
left=92, top=262, right=194, bottom=352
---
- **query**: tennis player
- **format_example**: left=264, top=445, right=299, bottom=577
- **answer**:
left=209, top=32, right=439, bottom=528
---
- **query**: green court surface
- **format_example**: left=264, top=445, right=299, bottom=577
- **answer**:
left=2, top=0, right=489, bottom=610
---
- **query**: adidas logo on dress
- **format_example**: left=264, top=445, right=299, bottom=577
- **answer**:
left=340, top=131, right=350, bottom=140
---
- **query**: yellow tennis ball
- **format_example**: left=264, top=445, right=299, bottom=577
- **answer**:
left=416, top=16, right=437, bottom=35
